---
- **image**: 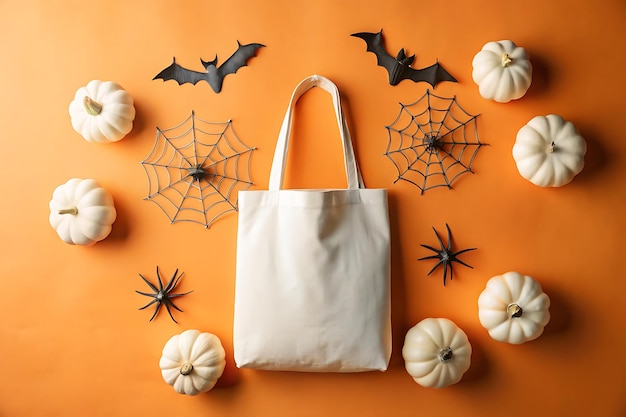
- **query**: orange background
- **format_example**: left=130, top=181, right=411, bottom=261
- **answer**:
left=2, top=1, right=625, bottom=416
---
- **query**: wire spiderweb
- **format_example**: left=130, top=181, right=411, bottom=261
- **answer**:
left=384, top=90, right=485, bottom=194
left=141, top=111, right=255, bottom=228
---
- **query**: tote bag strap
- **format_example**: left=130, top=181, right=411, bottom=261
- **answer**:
left=268, top=74, right=364, bottom=191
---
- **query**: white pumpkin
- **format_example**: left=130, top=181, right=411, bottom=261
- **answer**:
left=49, top=178, right=117, bottom=246
left=512, top=114, right=587, bottom=187
left=478, top=271, right=550, bottom=344
left=472, top=40, right=532, bottom=103
left=160, top=329, right=226, bottom=396
left=69, top=80, right=136, bottom=143
left=402, top=318, right=472, bottom=388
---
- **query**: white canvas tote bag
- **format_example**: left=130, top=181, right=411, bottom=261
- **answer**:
left=233, top=75, right=391, bottom=372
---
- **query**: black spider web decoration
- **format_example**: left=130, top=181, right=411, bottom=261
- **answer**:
left=141, top=111, right=255, bottom=228
left=384, top=90, right=485, bottom=194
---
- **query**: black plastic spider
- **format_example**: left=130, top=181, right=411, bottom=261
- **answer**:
left=418, top=224, right=476, bottom=286
left=136, top=267, right=192, bottom=323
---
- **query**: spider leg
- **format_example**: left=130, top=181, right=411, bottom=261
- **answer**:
left=442, top=261, right=450, bottom=285
left=138, top=274, right=159, bottom=293
left=163, top=269, right=182, bottom=293
left=452, top=257, right=474, bottom=269
left=149, top=302, right=163, bottom=321
left=137, top=298, right=158, bottom=310
left=445, top=223, right=453, bottom=252
left=164, top=298, right=185, bottom=312
left=420, top=244, right=443, bottom=254
left=135, top=290, right=157, bottom=298
left=156, top=266, right=165, bottom=292
left=418, top=254, right=443, bottom=261
left=433, top=227, right=446, bottom=250
left=454, top=247, right=477, bottom=256
left=452, top=248, right=476, bottom=269
left=163, top=302, right=179, bottom=324
left=446, top=262, right=453, bottom=285
left=425, top=259, right=444, bottom=276
left=167, top=290, right=194, bottom=298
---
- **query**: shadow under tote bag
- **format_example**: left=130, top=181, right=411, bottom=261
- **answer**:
left=233, top=75, right=392, bottom=372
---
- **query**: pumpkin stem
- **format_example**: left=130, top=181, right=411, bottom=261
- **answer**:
left=180, top=363, right=194, bottom=376
left=58, top=207, right=78, bottom=215
left=439, top=347, right=453, bottom=362
left=83, top=96, right=103, bottom=116
left=502, top=53, right=513, bottom=67
left=549, top=141, right=556, bottom=153
left=507, top=303, right=524, bottom=318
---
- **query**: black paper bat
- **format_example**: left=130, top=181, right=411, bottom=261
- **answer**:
left=153, top=41, right=265, bottom=93
left=351, top=30, right=456, bottom=88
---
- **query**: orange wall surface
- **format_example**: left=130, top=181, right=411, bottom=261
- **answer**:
left=2, top=1, right=626, bottom=416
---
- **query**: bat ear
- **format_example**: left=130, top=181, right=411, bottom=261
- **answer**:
left=201, top=57, right=218, bottom=69
left=395, top=48, right=415, bottom=66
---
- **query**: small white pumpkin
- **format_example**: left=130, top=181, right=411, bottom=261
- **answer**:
left=160, top=329, right=226, bottom=396
left=472, top=40, right=532, bottom=103
left=478, top=271, right=551, bottom=344
left=512, top=114, right=587, bottom=187
left=69, top=80, right=136, bottom=143
left=402, top=318, right=472, bottom=388
left=48, top=178, right=117, bottom=246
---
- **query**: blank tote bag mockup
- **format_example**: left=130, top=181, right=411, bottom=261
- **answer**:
left=233, top=75, right=392, bottom=372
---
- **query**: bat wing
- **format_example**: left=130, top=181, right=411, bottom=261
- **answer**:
left=351, top=30, right=397, bottom=73
left=405, top=61, right=457, bottom=88
left=214, top=41, right=265, bottom=91
left=153, top=58, right=208, bottom=85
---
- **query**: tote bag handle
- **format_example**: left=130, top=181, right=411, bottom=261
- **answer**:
left=268, top=74, right=364, bottom=191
